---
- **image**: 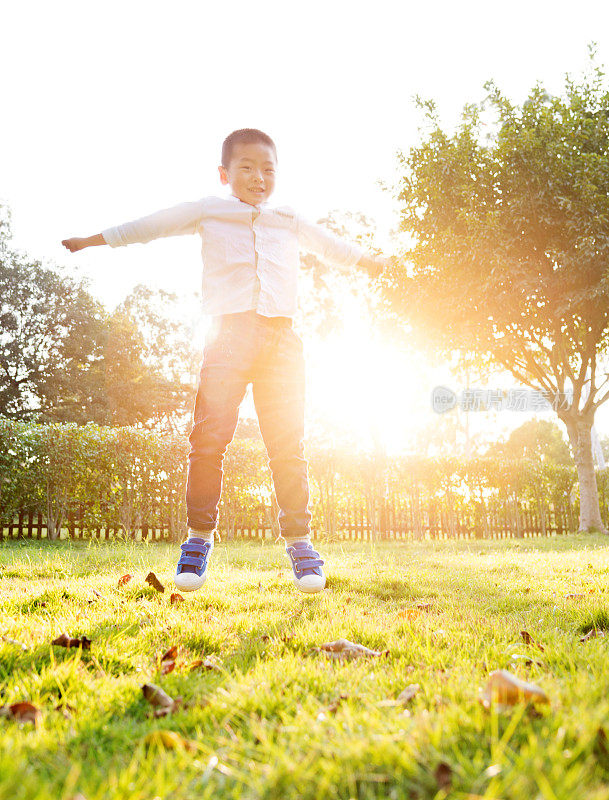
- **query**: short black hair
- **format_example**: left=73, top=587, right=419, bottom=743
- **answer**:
left=221, top=129, right=277, bottom=169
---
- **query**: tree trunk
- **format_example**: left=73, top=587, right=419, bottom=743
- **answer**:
left=563, top=414, right=607, bottom=533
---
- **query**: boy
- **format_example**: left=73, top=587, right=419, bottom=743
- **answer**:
left=62, top=128, right=389, bottom=595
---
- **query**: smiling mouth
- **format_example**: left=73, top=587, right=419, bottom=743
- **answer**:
left=249, top=188, right=264, bottom=193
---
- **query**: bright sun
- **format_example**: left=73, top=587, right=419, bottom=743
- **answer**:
left=305, top=296, right=424, bottom=455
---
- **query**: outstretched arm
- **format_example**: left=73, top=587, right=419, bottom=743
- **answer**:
left=62, top=234, right=107, bottom=253
left=62, top=198, right=208, bottom=253
left=295, top=213, right=389, bottom=279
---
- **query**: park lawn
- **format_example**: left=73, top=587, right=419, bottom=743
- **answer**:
left=2, top=537, right=609, bottom=800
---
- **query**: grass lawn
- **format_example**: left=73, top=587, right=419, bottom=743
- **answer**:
left=2, top=535, right=609, bottom=800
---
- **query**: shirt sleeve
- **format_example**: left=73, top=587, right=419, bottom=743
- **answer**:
left=294, top=213, right=367, bottom=271
left=101, top=198, right=209, bottom=247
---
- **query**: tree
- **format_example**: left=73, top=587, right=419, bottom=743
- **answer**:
left=383, top=51, right=609, bottom=532
left=0, top=205, right=108, bottom=422
left=485, top=419, right=572, bottom=465
left=102, top=286, right=201, bottom=431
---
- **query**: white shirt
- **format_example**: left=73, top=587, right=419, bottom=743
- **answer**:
left=101, top=194, right=367, bottom=317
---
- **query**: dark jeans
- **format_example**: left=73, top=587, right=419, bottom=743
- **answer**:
left=186, top=310, right=312, bottom=538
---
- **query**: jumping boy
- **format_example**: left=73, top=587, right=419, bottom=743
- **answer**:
left=62, top=128, right=389, bottom=595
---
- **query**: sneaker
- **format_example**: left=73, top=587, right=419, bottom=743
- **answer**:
left=285, top=540, right=326, bottom=593
left=174, top=537, right=213, bottom=592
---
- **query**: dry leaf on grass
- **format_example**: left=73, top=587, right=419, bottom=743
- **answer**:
left=160, top=646, right=178, bottom=675
left=520, top=630, right=545, bottom=652
left=141, top=683, right=182, bottom=717
left=317, top=694, right=349, bottom=720
left=397, top=684, right=420, bottom=705
left=52, top=632, right=92, bottom=650
left=416, top=602, right=433, bottom=612
left=142, top=730, right=198, bottom=751
left=580, top=628, right=606, bottom=643
left=565, top=593, right=585, bottom=600
left=118, top=574, right=132, bottom=587
left=55, top=701, right=76, bottom=719
left=434, top=761, right=452, bottom=791
left=188, top=656, right=222, bottom=672
left=311, top=638, right=389, bottom=661
left=326, top=694, right=348, bottom=714
left=145, top=572, right=165, bottom=593
left=508, top=653, right=542, bottom=668
left=170, top=593, right=184, bottom=605
left=0, top=701, right=42, bottom=727
left=479, top=669, right=549, bottom=710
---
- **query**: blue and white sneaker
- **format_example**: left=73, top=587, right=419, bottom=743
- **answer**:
left=285, top=540, right=326, bottom=593
left=174, top=537, right=213, bottom=592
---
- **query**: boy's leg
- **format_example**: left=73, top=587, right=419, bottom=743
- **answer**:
left=251, top=321, right=312, bottom=538
left=186, top=320, right=253, bottom=532
left=177, top=316, right=253, bottom=591
left=252, top=320, right=325, bottom=593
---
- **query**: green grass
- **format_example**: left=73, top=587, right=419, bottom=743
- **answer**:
left=3, top=535, right=609, bottom=800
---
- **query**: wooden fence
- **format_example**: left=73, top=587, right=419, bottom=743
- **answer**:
left=1, top=493, right=579, bottom=542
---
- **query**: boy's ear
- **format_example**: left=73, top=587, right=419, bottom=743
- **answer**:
left=218, top=165, right=228, bottom=185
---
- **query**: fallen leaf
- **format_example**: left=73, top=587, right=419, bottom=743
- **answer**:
left=118, top=574, right=132, bottom=587
left=159, top=646, right=178, bottom=675
left=520, top=630, right=545, bottom=652
left=434, top=761, right=452, bottom=791
left=52, top=632, right=92, bottom=650
left=161, top=646, right=178, bottom=662
left=312, top=638, right=388, bottom=661
left=326, top=694, right=348, bottom=714
left=141, top=683, right=182, bottom=717
left=187, top=656, right=221, bottom=672
left=0, top=701, right=42, bottom=727
left=580, top=628, right=606, bottom=643
left=170, top=593, right=184, bottom=605
left=416, top=602, right=433, bottom=612
left=508, top=653, right=542, bottom=668
left=523, top=587, right=531, bottom=593
left=142, top=729, right=198, bottom=751
left=565, top=593, right=585, bottom=600
left=145, top=572, right=165, bottom=593
left=479, top=669, right=549, bottom=709
left=594, top=726, right=609, bottom=766
left=397, top=684, right=420, bottom=705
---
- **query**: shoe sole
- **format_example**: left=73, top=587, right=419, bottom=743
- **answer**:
left=174, top=572, right=208, bottom=592
left=293, top=576, right=326, bottom=593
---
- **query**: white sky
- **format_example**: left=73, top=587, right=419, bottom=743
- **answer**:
left=3, top=0, right=609, bottom=442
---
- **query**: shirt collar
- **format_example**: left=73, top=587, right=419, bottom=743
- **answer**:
left=229, top=193, right=269, bottom=209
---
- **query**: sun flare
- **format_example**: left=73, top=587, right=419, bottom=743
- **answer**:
left=306, top=297, right=424, bottom=455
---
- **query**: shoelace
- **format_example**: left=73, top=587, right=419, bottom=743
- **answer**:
left=286, top=542, right=324, bottom=577
left=177, top=538, right=212, bottom=575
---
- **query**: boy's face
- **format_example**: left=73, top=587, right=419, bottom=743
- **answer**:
left=218, top=142, right=277, bottom=207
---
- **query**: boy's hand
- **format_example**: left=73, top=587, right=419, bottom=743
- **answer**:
left=61, top=234, right=106, bottom=252
left=61, top=237, right=87, bottom=253
left=358, top=254, right=391, bottom=279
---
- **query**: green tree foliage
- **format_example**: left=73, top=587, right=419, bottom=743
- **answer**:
left=112, top=285, right=200, bottom=431
left=0, top=206, right=108, bottom=422
left=384, top=51, right=609, bottom=532
left=485, top=419, right=572, bottom=465
left=0, top=206, right=200, bottom=428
